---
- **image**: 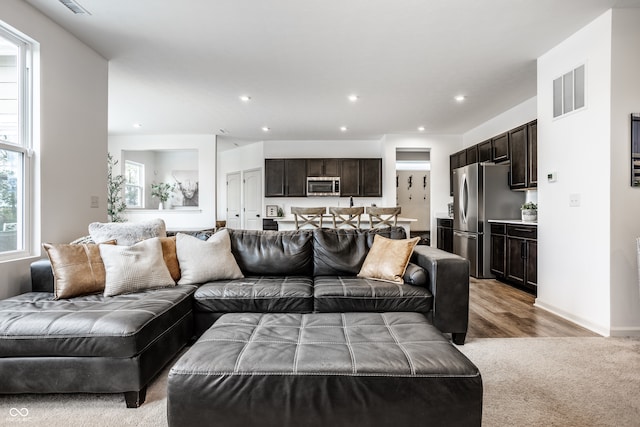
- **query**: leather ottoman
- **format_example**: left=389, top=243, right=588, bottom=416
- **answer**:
left=167, top=312, right=482, bottom=427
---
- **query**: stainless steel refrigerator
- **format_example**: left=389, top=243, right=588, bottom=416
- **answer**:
left=452, top=163, right=524, bottom=278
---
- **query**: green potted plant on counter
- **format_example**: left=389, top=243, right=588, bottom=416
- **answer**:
left=151, top=182, right=175, bottom=210
left=521, top=202, right=537, bottom=222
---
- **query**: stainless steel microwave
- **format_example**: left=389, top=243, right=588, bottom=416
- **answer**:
left=306, top=177, right=340, bottom=196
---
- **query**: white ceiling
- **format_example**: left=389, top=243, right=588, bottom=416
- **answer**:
left=24, top=0, right=640, bottom=141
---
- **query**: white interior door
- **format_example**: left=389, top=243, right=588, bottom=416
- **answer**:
left=226, top=172, right=241, bottom=229
left=243, top=168, right=262, bottom=230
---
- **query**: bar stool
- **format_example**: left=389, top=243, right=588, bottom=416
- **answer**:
left=329, top=207, right=364, bottom=229
left=366, top=206, right=401, bottom=228
left=291, top=207, right=326, bottom=229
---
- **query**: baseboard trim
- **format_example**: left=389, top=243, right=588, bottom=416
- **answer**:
left=609, top=326, right=640, bottom=337
left=534, top=299, right=609, bottom=336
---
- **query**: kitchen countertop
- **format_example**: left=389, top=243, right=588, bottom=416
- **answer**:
left=488, top=219, right=537, bottom=226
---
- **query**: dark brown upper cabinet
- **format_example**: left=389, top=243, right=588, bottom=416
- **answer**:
left=466, top=145, right=478, bottom=165
left=508, top=125, right=528, bottom=189
left=360, top=158, right=382, bottom=197
left=265, top=158, right=307, bottom=197
left=340, top=159, right=361, bottom=196
left=492, top=132, right=509, bottom=163
left=528, top=120, right=537, bottom=187
left=307, top=159, right=339, bottom=177
left=508, top=120, right=537, bottom=190
left=478, top=140, right=492, bottom=162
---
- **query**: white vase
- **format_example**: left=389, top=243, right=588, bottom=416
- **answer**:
left=158, top=202, right=164, bottom=210
left=521, top=209, right=537, bottom=222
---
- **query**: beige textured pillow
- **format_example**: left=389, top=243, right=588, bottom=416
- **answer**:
left=176, top=229, right=243, bottom=285
left=160, top=236, right=181, bottom=282
left=43, top=241, right=115, bottom=299
left=357, top=235, right=420, bottom=284
left=99, top=237, right=176, bottom=297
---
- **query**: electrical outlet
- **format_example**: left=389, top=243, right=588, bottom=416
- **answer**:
left=569, top=193, right=580, bottom=207
left=90, top=196, right=99, bottom=208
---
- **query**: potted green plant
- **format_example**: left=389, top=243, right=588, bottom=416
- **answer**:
left=150, top=182, right=175, bottom=210
left=521, top=202, right=537, bottom=222
left=107, top=153, right=127, bottom=222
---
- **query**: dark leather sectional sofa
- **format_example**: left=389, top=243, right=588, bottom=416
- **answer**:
left=0, top=226, right=470, bottom=408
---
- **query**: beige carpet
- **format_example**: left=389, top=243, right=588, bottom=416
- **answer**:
left=1, top=337, right=639, bottom=426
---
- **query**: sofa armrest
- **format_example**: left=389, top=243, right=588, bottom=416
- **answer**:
left=31, top=259, right=54, bottom=293
left=410, top=246, right=469, bottom=344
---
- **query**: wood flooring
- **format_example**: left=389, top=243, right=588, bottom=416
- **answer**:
left=467, top=278, right=599, bottom=339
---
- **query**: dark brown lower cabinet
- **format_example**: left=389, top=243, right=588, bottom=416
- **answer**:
left=490, top=222, right=537, bottom=294
left=437, top=218, right=453, bottom=253
left=489, top=224, right=506, bottom=277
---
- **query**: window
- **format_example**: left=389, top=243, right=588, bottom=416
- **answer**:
left=0, top=24, right=33, bottom=260
left=124, top=160, right=144, bottom=208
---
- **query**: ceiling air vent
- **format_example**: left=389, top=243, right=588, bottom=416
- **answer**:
left=58, top=0, right=91, bottom=15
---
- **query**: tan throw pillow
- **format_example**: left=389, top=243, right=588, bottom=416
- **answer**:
left=357, top=235, right=420, bottom=284
left=99, top=237, right=176, bottom=297
left=88, top=218, right=167, bottom=245
left=43, top=241, right=115, bottom=299
left=176, top=229, right=244, bottom=285
left=160, top=236, right=181, bottom=282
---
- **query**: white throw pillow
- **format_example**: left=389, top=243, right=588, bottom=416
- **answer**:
left=89, top=218, right=167, bottom=246
left=176, top=229, right=244, bottom=285
left=99, top=237, right=176, bottom=297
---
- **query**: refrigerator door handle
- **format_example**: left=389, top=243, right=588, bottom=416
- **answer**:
left=459, top=172, right=469, bottom=225
left=453, top=231, right=477, bottom=239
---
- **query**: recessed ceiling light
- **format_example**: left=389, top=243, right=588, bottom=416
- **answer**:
left=417, top=126, right=425, bottom=132
left=240, top=95, right=251, bottom=102
left=133, top=123, right=142, bottom=128
left=340, top=126, right=348, bottom=132
left=348, top=94, right=359, bottom=102
left=454, top=95, right=466, bottom=102
left=262, top=127, right=270, bottom=132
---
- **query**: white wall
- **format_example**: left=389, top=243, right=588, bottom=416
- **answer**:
left=109, top=134, right=216, bottom=230
left=0, top=1, right=108, bottom=299
left=536, top=11, right=613, bottom=335
left=462, top=97, right=537, bottom=148
left=609, top=9, right=640, bottom=335
left=383, top=134, right=461, bottom=243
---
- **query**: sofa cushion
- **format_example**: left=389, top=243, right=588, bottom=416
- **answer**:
left=88, top=218, right=167, bottom=245
left=313, top=227, right=407, bottom=276
left=160, top=236, right=181, bottom=282
left=0, top=285, right=196, bottom=358
left=358, top=235, right=420, bottom=284
left=42, top=241, right=115, bottom=299
left=403, top=262, right=429, bottom=287
left=228, top=229, right=314, bottom=276
left=313, top=276, right=433, bottom=313
left=100, top=237, right=177, bottom=297
left=194, top=276, right=314, bottom=313
left=176, top=230, right=244, bottom=285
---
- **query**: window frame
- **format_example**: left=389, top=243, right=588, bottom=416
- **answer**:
left=124, top=160, right=145, bottom=209
left=0, top=24, right=34, bottom=262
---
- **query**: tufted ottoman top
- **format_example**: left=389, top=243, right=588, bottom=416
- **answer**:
left=168, top=312, right=482, bottom=427
left=172, top=312, right=475, bottom=376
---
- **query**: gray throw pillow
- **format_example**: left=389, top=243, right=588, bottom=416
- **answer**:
left=89, top=218, right=167, bottom=245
